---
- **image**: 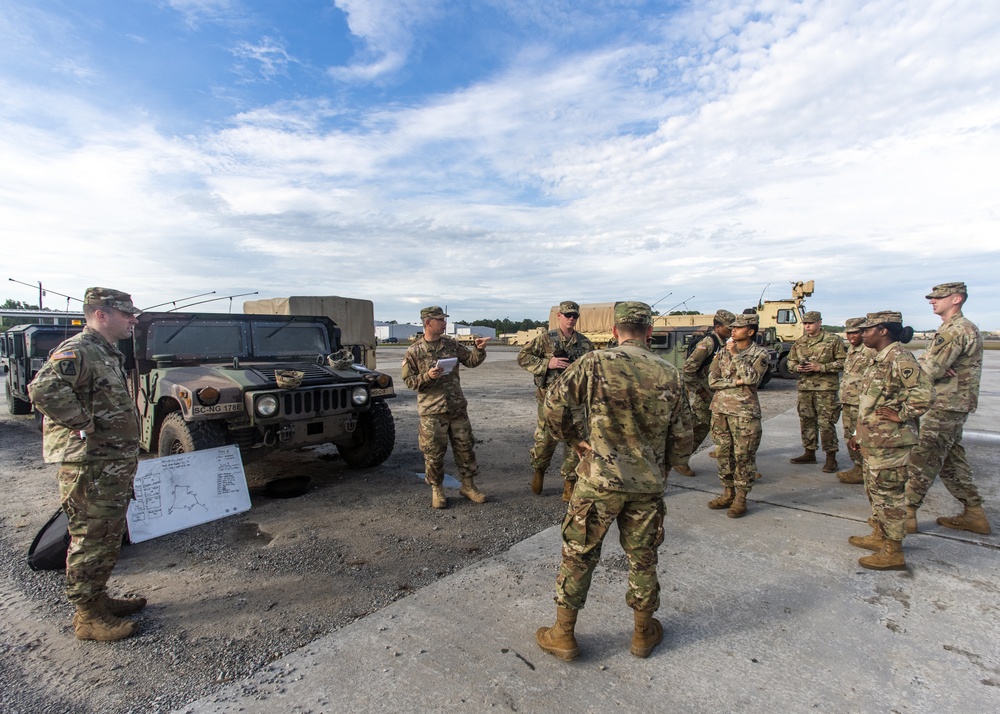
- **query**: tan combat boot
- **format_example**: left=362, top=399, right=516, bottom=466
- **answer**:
left=630, top=609, right=663, bottom=658
left=673, top=464, right=696, bottom=478
left=431, top=485, right=448, bottom=509
left=837, top=464, right=864, bottom=484
left=99, top=591, right=147, bottom=617
left=790, top=449, right=817, bottom=464
left=531, top=468, right=545, bottom=495
left=708, top=487, right=735, bottom=510
left=536, top=606, right=580, bottom=661
left=562, top=479, right=576, bottom=503
left=708, top=450, right=718, bottom=458
left=459, top=478, right=487, bottom=504
left=73, top=601, right=138, bottom=642
left=821, top=452, right=839, bottom=473
left=937, top=505, right=992, bottom=535
left=849, top=523, right=886, bottom=551
left=904, top=506, right=918, bottom=534
left=858, top=539, right=906, bottom=570
left=727, top=490, right=748, bottom=519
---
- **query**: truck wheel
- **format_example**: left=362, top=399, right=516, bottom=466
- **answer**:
left=758, top=366, right=773, bottom=388
left=158, top=412, right=225, bottom=456
left=777, top=354, right=796, bottom=380
left=6, top=381, right=32, bottom=415
left=337, top=400, right=395, bottom=469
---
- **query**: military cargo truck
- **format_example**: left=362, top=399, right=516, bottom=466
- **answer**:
left=127, top=311, right=395, bottom=467
left=552, top=302, right=775, bottom=385
left=4, top=323, right=84, bottom=415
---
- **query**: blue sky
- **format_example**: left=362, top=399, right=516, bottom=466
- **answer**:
left=2, top=0, right=998, bottom=329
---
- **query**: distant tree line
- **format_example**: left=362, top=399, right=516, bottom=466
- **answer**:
left=469, top=317, right=547, bottom=334
left=1, top=298, right=44, bottom=329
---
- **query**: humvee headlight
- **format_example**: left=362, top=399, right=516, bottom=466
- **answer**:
left=256, top=394, right=279, bottom=417
left=197, top=387, right=220, bottom=406
left=351, top=386, right=369, bottom=406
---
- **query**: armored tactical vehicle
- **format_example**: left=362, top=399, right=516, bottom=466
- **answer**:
left=4, top=323, right=84, bottom=415
left=126, top=311, right=396, bottom=467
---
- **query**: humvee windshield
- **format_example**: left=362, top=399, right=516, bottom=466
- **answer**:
left=251, top=322, right=329, bottom=357
left=144, top=318, right=330, bottom=360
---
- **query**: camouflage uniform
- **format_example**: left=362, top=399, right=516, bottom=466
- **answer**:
left=680, top=309, right=736, bottom=465
left=517, top=325, right=594, bottom=483
left=905, top=305, right=984, bottom=510
left=28, top=293, right=141, bottom=607
left=787, top=322, right=847, bottom=454
left=543, top=303, right=693, bottom=613
left=708, top=336, right=770, bottom=494
left=402, top=333, right=486, bottom=488
left=840, top=321, right=876, bottom=471
left=855, top=320, right=932, bottom=542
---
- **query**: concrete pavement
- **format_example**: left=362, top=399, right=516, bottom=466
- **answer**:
left=178, top=388, right=1000, bottom=712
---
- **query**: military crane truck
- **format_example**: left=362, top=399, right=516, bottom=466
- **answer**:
left=547, top=302, right=774, bottom=385
left=126, top=310, right=395, bottom=468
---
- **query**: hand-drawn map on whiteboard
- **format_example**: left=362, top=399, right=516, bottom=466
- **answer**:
left=127, top=445, right=251, bottom=543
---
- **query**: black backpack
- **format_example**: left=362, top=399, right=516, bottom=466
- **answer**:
left=27, top=508, right=70, bottom=571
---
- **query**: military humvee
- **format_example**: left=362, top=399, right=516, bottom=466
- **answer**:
left=126, top=311, right=396, bottom=467
left=4, top=323, right=84, bottom=416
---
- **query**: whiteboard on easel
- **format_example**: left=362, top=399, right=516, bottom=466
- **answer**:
left=126, top=445, right=251, bottom=543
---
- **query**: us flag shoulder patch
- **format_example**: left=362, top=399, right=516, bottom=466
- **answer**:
left=51, top=350, right=77, bottom=360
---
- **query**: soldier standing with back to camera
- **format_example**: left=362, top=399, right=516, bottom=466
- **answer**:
left=28, top=287, right=146, bottom=641
left=402, top=306, right=490, bottom=510
left=517, top=300, right=594, bottom=500
left=788, top=310, right=847, bottom=473
left=836, top=317, right=876, bottom=485
left=672, top=309, right=735, bottom=478
left=534, top=302, right=692, bottom=661
left=905, top=282, right=991, bottom=535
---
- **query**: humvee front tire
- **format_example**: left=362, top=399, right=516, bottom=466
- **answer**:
left=6, top=382, right=32, bottom=415
left=777, top=354, right=796, bottom=380
left=337, top=400, right=395, bottom=469
left=158, top=412, right=226, bottom=456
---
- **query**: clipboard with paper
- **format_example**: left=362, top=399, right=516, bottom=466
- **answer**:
left=435, top=358, right=458, bottom=374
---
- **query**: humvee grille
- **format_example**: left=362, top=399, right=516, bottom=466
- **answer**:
left=280, top=387, right=350, bottom=416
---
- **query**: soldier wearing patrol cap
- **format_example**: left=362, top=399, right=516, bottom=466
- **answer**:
left=787, top=309, right=848, bottom=473
left=673, top=309, right=736, bottom=478
left=402, top=306, right=491, bottom=509
left=847, top=311, right=932, bottom=570
left=28, top=287, right=145, bottom=641
left=517, top=300, right=595, bottom=500
left=837, top=317, right=875, bottom=484
left=705, top=313, right=770, bottom=517
left=535, top=301, right=693, bottom=661
left=904, top=282, right=991, bottom=535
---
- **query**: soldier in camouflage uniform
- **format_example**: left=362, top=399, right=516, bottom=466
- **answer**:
left=836, top=317, right=875, bottom=485
left=673, top=309, right=735, bottom=478
left=517, top=300, right=595, bottom=500
left=535, top=302, right=693, bottom=661
left=905, top=282, right=991, bottom=535
left=706, top=314, right=771, bottom=518
left=28, top=287, right=145, bottom=641
left=847, top=311, right=932, bottom=570
left=402, top=306, right=490, bottom=510
left=787, top=310, right=847, bottom=473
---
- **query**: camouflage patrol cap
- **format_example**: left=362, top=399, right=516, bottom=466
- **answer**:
left=714, top=309, right=736, bottom=327
left=844, top=317, right=866, bottom=333
left=614, top=301, right=652, bottom=326
left=731, top=313, right=758, bottom=328
left=925, top=282, right=967, bottom=299
left=802, top=311, right=822, bottom=323
left=419, top=306, right=448, bottom=320
left=858, top=310, right=903, bottom=329
left=83, top=287, right=141, bottom=315
left=558, top=300, right=580, bottom=314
